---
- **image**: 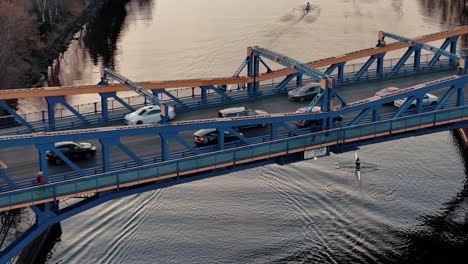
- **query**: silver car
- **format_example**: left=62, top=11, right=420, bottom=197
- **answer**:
left=393, top=93, right=438, bottom=108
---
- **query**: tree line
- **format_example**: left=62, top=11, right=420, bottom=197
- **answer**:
left=0, top=0, right=92, bottom=90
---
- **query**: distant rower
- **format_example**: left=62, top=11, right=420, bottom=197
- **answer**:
left=305, top=2, right=311, bottom=12
left=355, top=157, right=361, bottom=171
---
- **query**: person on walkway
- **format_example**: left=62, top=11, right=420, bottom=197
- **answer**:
left=355, top=157, right=361, bottom=171
left=306, top=2, right=311, bottom=11
left=37, top=171, right=45, bottom=185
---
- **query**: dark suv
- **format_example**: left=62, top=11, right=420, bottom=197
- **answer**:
left=46, top=141, right=97, bottom=165
left=193, top=128, right=243, bottom=146
left=217, top=107, right=268, bottom=128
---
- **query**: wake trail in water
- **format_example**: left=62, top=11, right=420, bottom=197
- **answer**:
left=263, top=6, right=321, bottom=48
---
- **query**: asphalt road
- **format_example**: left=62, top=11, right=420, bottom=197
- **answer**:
left=0, top=71, right=461, bottom=184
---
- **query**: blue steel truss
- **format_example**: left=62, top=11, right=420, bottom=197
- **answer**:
left=380, top=31, right=466, bottom=74
left=101, top=68, right=171, bottom=121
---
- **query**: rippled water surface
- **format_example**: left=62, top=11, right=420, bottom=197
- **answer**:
left=46, top=0, right=468, bottom=263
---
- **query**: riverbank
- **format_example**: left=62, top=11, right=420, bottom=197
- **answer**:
left=19, top=0, right=111, bottom=89
left=0, top=1, right=112, bottom=262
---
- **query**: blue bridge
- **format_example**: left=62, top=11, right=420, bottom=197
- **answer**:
left=0, top=27, right=468, bottom=262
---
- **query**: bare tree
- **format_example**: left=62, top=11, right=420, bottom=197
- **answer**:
left=0, top=2, right=38, bottom=89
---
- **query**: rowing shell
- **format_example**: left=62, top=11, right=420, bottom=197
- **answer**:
left=355, top=152, right=360, bottom=181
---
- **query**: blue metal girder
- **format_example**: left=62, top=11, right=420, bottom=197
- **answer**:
left=201, top=85, right=232, bottom=100
left=100, top=137, right=144, bottom=166
left=355, top=54, right=383, bottom=78
left=250, top=46, right=329, bottom=83
left=435, top=86, right=457, bottom=110
left=428, top=38, right=453, bottom=67
left=50, top=146, right=84, bottom=176
left=174, top=133, right=201, bottom=154
left=350, top=107, right=371, bottom=126
left=217, top=129, right=225, bottom=150
left=296, top=74, right=303, bottom=87
left=391, top=47, right=419, bottom=73
left=45, top=96, right=88, bottom=128
left=270, top=123, right=278, bottom=140
left=0, top=100, right=33, bottom=130
left=277, top=122, right=300, bottom=136
left=325, top=62, right=346, bottom=81
left=225, top=128, right=252, bottom=144
left=247, top=53, right=255, bottom=93
left=115, top=142, right=145, bottom=165
left=160, top=133, right=170, bottom=161
left=233, top=57, right=249, bottom=77
left=0, top=168, right=16, bottom=189
left=35, top=144, right=50, bottom=182
left=306, top=91, right=325, bottom=112
left=392, top=96, right=417, bottom=118
left=333, top=92, right=347, bottom=107
left=381, top=32, right=461, bottom=62
left=456, top=85, right=465, bottom=106
left=99, top=92, right=134, bottom=120
left=254, top=54, right=261, bottom=92
left=102, top=68, right=170, bottom=121
left=258, top=57, right=273, bottom=73
left=99, top=138, right=111, bottom=172
left=152, top=89, right=188, bottom=109
left=275, top=73, right=298, bottom=93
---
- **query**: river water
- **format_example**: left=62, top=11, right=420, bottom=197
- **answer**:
left=43, top=0, right=468, bottom=263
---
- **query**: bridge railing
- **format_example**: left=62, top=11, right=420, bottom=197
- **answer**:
left=0, top=55, right=453, bottom=130
left=1, top=103, right=468, bottom=210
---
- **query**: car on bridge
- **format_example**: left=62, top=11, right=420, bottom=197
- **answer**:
left=375, top=86, right=400, bottom=104
left=294, top=106, right=343, bottom=128
left=124, top=105, right=176, bottom=125
left=217, top=107, right=268, bottom=128
left=46, top=141, right=97, bottom=165
left=393, top=93, right=438, bottom=109
left=193, top=128, right=243, bottom=146
left=288, top=83, right=321, bottom=102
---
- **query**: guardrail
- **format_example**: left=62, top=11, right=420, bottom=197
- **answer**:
left=1, top=103, right=467, bottom=211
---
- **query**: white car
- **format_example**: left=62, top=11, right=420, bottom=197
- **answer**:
left=124, top=105, right=176, bottom=125
left=393, top=93, right=438, bottom=109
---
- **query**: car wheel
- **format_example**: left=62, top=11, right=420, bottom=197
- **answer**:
left=430, top=101, right=437, bottom=106
left=299, top=97, right=305, bottom=102
left=409, top=104, right=416, bottom=109
left=136, top=121, right=143, bottom=125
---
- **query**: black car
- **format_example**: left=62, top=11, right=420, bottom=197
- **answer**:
left=46, top=141, right=97, bottom=165
left=193, top=128, right=243, bottom=146
left=288, top=83, right=321, bottom=102
left=294, top=107, right=343, bottom=128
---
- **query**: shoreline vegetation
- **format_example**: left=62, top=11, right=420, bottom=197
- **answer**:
left=0, top=0, right=108, bottom=115
left=0, top=0, right=109, bottom=260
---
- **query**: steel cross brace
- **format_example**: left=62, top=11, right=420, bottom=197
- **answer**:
left=45, top=96, right=88, bottom=129
left=99, top=92, right=135, bottom=120
left=99, top=137, right=144, bottom=172
left=0, top=100, right=33, bottom=131
left=152, top=89, right=188, bottom=109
